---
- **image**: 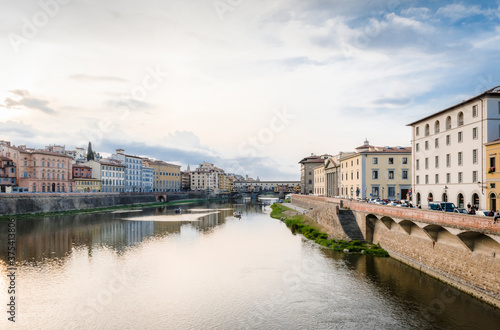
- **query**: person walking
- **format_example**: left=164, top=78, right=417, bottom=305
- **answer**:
left=494, top=211, right=500, bottom=224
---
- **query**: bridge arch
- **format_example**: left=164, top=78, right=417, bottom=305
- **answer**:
left=365, top=214, right=379, bottom=242
left=457, top=232, right=500, bottom=256
left=380, top=216, right=396, bottom=230
left=397, top=220, right=428, bottom=239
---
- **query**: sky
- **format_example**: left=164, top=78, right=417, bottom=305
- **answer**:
left=1, top=0, right=500, bottom=180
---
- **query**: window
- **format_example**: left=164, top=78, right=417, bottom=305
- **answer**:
left=434, top=120, right=440, bottom=133
left=416, top=127, right=419, bottom=136
left=416, top=143, right=419, bottom=152
left=435, top=174, right=439, bottom=184
left=372, top=170, right=378, bottom=179
left=472, top=127, right=478, bottom=139
left=446, top=116, right=451, bottom=130
left=458, top=152, right=463, bottom=165
left=446, top=135, right=450, bottom=146
left=458, top=112, right=464, bottom=126
left=372, top=158, right=378, bottom=165
left=402, top=157, right=408, bottom=164
left=446, top=154, right=451, bottom=167
left=425, top=175, right=429, bottom=184
left=425, top=124, right=430, bottom=136
left=416, top=159, right=420, bottom=170
left=372, top=186, right=379, bottom=197
left=458, top=131, right=463, bottom=143
left=446, top=173, right=450, bottom=184
left=416, top=175, right=420, bottom=184
left=388, top=158, right=394, bottom=164
left=435, top=138, right=439, bottom=148
left=473, top=105, right=478, bottom=117
left=24, top=161, right=27, bottom=166
left=435, top=156, right=439, bottom=168
left=425, top=158, right=429, bottom=169
left=388, top=187, right=395, bottom=197
left=425, top=141, right=429, bottom=150
left=473, top=149, right=478, bottom=164
left=473, top=171, right=478, bottom=183
left=490, top=157, right=496, bottom=172
left=388, top=170, right=394, bottom=179
left=491, top=183, right=496, bottom=189
left=402, top=170, right=408, bottom=180
left=458, top=172, right=463, bottom=183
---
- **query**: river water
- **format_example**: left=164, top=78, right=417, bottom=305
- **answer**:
left=1, top=199, right=500, bottom=329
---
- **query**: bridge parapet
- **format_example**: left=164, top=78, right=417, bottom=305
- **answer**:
left=292, top=195, right=500, bottom=235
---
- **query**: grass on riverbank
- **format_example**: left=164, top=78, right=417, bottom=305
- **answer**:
left=0, top=198, right=215, bottom=220
left=271, top=203, right=389, bottom=257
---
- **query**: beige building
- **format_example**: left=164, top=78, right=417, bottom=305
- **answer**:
left=191, top=162, right=224, bottom=193
left=339, top=140, right=412, bottom=200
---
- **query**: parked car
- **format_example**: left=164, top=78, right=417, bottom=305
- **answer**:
left=387, top=202, right=398, bottom=207
left=454, top=208, right=468, bottom=214
left=428, top=202, right=456, bottom=212
left=396, top=204, right=408, bottom=207
left=476, top=210, right=493, bottom=216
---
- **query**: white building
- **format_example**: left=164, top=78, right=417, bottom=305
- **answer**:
left=83, top=159, right=126, bottom=193
left=142, top=165, right=154, bottom=192
left=408, top=86, right=500, bottom=209
left=190, top=162, right=223, bottom=193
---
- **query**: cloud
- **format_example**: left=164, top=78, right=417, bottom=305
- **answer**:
left=1, top=90, right=56, bottom=114
left=436, top=3, right=488, bottom=22
left=104, top=99, right=152, bottom=109
left=0, top=121, right=37, bottom=138
left=69, top=74, right=128, bottom=82
left=373, top=96, right=411, bottom=107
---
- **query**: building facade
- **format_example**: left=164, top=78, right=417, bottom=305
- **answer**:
left=339, top=141, right=411, bottom=200
left=485, top=140, right=500, bottom=211
left=314, top=165, right=325, bottom=196
left=190, top=162, right=223, bottom=193
left=299, top=154, right=330, bottom=194
left=145, top=160, right=181, bottom=192
left=0, top=156, right=16, bottom=193
left=111, top=149, right=144, bottom=192
left=83, top=159, right=126, bottom=193
left=0, top=141, right=74, bottom=193
left=408, top=86, right=500, bottom=209
left=233, top=180, right=300, bottom=192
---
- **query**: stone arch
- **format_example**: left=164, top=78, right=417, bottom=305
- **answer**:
left=489, top=192, right=497, bottom=211
left=398, top=220, right=428, bottom=239
left=457, top=111, right=464, bottom=126
left=456, top=231, right=500, bottom=254
left=380, top=216, right=396, bottom=230
left=471, top=192, right=480, bottom=209
left=158, top=196, right=165, bottom=203
left=446, top=116, right=452, bottom=130
left=457, top=192, right=465, bottom=208
left=365, top=214, right=378, bottom=242
left=434, top=120, right=440, bottom=133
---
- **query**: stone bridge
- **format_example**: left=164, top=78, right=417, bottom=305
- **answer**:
left=291, top=194, right=500, bottom=309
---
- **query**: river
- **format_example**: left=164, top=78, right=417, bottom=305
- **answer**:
left=1, top=199, right=500, bottom=329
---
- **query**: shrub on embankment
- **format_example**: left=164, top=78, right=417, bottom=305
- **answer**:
left=270, top=203, right=388, bottom=257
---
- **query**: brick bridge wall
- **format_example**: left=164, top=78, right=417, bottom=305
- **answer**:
left=291, top=194, right=500, bottom=308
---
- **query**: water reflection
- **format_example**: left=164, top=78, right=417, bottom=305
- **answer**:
left=0, top=202, right=237, bottom=264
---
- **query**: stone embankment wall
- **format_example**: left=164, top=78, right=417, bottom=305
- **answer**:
left=291, top=194, right=500, bottom=309
left=0, top=193, right=157, bottom=216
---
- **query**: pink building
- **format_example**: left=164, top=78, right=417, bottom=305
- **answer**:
left=73, top=164, right=92, bottom=179
left=0, top=141, right=74, bottom=193
left=0, top=156, right=16, bottom=193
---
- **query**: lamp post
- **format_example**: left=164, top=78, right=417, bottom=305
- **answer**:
left=444, top=186, right=448, bottom=202
left=382, top=187, right=385, bottom=200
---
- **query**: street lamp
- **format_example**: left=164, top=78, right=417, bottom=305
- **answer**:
left=382, top=187, right=385, bottom=200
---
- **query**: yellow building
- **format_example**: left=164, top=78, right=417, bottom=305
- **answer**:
left=145, top=160, right=181, bottom=192
left=74, top=178, right=101, bottom=192
left=314, top=164, right=326, bottom=196
left=485, top=140, right=500, bottom=211
left=339, top=140, right=412, bottom=200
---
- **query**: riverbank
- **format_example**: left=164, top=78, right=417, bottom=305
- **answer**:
left=0, top=198, right=228, bottom=220
left=270, top=203, right=388, bottom=256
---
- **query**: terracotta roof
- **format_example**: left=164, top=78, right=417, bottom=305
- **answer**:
left=0, top=156, right=13, bottom=161
left=73, top=164, right=92, bottom=169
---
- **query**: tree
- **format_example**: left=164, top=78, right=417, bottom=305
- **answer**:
left=87, top=142, right=95, bottom=161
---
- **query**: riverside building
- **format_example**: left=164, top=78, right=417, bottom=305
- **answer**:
left=408, top=86, right=500, bottom=209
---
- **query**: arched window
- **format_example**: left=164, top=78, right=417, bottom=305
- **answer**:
left=442, top=193, right=448, bottom=202
left=428, top=192, right=433, bottom=202
left=457, top=193, right=464, bottom=208
left=458, top=112, right=464, bottom=126
left=472, top=193, right=479, bottom=208
left=416, top=192, right=421, bottom=206
left=489, top=192, right=496, bottom=211
left=23, top=171, right=28, bottom=178
left=446, top=116, right=452, bottom=130
left=434, top=120, right=440, bottom=133
left=425, top=124, right=430, bottom=136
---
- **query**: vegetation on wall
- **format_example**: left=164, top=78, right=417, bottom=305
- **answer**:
left=270, top=203, right=389, bottom=257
